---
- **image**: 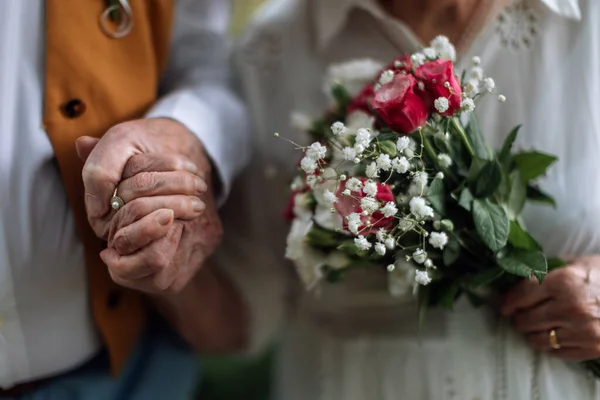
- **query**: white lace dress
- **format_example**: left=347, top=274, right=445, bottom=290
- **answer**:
left=224, top=0, right=600, bottom=398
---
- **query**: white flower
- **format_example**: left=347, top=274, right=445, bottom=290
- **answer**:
left=346, top=177, right=363, bottom=192
left=342, top=147, right=357, bottom=161
left=355, top=235, right=372, bottom=251
left=326, top=59, right=385, bottom=96
left=413, top=171, right=428, bottom=191
left=398, top=218, right=415, bottom=231
left=380, top=202, right=398, bottom=218
left=498, top=94, right=507, bottom=103
left=306, top=175, right=318, bottom=188
left=360, top=197, right=379, bottom=214
left=424, top=259, right=434, bottom=269
left=346, top=111, right=376, bottom=132
left=290, top=176, right=304, bottom=191
left=415, top=270, right=432, bottom=285
left=354, top=144, right=366, bottom=154
left=376, top=154, right=392, bottom=171
left=363, top=181, right=378, bottom=197
left=461, top=98, right=476, bottom=112
left=429, top=231, right=449, bottom=249
left=366, top=162, right=379, bottom=178
left=412, top=248, right=428, bottom=264
left=471, top=56, right=481, bottom=65
left=285, top=219, right=324, bottom=289
left=437, top=153, right=452, bottom=168
left=322, top=189, right=338, bottom=206
left=378, top=70, right=395, bottom=86
left=342, top=189, right=351, bottom=196
left=423, top=47, right=437, bottom=59
left=314, top=204, right=344, bottom=231
left=404, top=148, right=415, bottom=158
left=483, top=77, right=495, bottom=92
left=434, top=97, right=450, bottom=114
left=435, top=172, right=445, bottom=180
left=292, top=193, right=313, bottom=220
left=384, top=237, right=396, bottom=250
left=374, top=243, right=386, bottom=256
left=464, top=79, right=480, bottom=97
left=347, top=213, right=362, bottom=235
left=392, top=157, right=410, bottom=174
left=290, top=112, right=313, bottom=131
left=397, top=136, right=411, bottom=153
left=306, top=142, right=327, bottom=160
left=300, top=157, right=318, bottom=174
left=355, top=128, right=372, bottom=147
left=376, top=228, right=387, bottom=242
left=470, top=66, right=485, bottom=81
left=410, top=52, right=426, bottom=68
left=331, top=121, right=347, bottom=136
left=409, top=196, right=434, bottom=220
left=430, top=35, right=456, bottom=61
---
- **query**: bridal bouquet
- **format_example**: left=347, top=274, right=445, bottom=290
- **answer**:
left=281, top=36, right=561, bottom=312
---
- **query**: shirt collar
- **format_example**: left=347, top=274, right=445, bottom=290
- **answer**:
left=313, top=0, right=581, bottom=51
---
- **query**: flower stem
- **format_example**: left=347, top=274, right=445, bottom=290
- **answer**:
left=450, top=117, right=475, bottom=158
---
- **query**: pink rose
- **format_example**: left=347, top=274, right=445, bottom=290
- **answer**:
left=371, top=74, right=429, bottom=134
left=415, top=59, right=462, bottom=116
left=335, top=178, right=396, bottom=235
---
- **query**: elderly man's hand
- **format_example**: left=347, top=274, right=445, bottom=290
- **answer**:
left=76, top=118, right=223, bottom=294
left=501, top=256, right=600, bottom=362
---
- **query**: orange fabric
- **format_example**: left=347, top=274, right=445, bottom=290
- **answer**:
left=43, top=0, right=174, bottom=374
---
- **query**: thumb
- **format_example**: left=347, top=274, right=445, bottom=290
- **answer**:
left=75, top=136, right=100, bottom=162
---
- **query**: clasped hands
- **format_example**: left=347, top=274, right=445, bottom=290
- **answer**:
left=76, top=118, right=223, bottom=295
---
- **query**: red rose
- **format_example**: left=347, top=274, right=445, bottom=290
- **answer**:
left=347, top=83, right=375, bottom=115
left=415, top=59, right=462, bottom=116
left=371, top=74, right=429, bottom=134
left=335, top=178, right=396, bottom=235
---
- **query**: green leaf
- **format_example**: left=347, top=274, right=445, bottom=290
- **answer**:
left=514, top=151, right=558, bottom=181
left=376, top=131, right=399, bottom=142
left=306, top=226, right=339, bottom=247
left=464, top=116, right=491, bottom=159
left=547, top=258, right=567, bottom=271
left=467, top=157, right=487, bottom=183
left=378, top=140, right=398, bottom=157
left=498, top=125, right=521, bottom=168
left=508, top=220, right=541, bottom=251
left=438, top=282, right=460, bottom=309
left=470, top=160, right=502, bottom=198
left=331, top=84, right=352, bottom=110
left=472, top=199, right=510, bottom=252
left=337, top=241, right=360, bottom=255
left=497, top=250, right=548, bottom=281
left=458, top=188, right=474, bottom=211
left=426, top=178, right=445, bottom=214
left=507, top=171, right=526, bottom=219
left=443, top=238, right=461, bottom=266
left=464, top=266, right=505, bottom=289
left=526, top=185, right=557, bottom=208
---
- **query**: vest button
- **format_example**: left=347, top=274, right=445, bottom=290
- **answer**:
left=61, top=99, right=86, bottom=119
left=106, top=288, right=123, bottom=309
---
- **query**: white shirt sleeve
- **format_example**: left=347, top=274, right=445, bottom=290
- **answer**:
left=146, top=0, right=251, bottom=203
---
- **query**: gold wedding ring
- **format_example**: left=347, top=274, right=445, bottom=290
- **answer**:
left=549, top=329, right=561, bottom=350
left=110, top=188, right=125, bottom=211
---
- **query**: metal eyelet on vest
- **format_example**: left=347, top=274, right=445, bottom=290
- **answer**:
left=100, top=0, right=133, bottom=39
left=61, top=99, right=86, bottom=119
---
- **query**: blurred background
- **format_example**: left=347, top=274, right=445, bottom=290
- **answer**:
left=197, top=1, right=273, bottom=400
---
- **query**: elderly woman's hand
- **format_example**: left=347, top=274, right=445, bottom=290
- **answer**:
left=501, top=256, right=600, bottom=361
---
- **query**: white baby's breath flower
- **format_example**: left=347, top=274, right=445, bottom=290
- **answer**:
left=464, top=79, right=480, bottom=98
left=361, top=197, right=379, bottom=214
left=376, top=228, right=387, bottom=242
left=392, top=157, right=410, bottom=174
left=435, top=172, right=445, bottom=180
left=290, top=112, right=313, bottom=131
left=470, top=66, right=485, bottom=81
left=342, top=147, right=357, bottom=161
left=300, top=157, right=318, bottom=174
left=423, top=47, right=437, bottom=59
left=412, top=248, right=428, bottom=264
left=345, top=177, right=363, bottom=192
left=306, top=175, right=318, bottom=188
left=471, top=56, right=481, bottom=65
left=398, top=218, right=414, bottom=231
left=413, top=171, right=428, bottom=191
left=384, top=237, right=396, bottom=250
left=363, top=181, right=378, bottom=197
left=461, top=98, right=476, bottom=112
left=374, top=243, right=386, bottom=256
left=290, top=176, right=304, bottom=191
left=354, top=144, right=365, bottom=154
left=355, top=235, right=372, bottom=251
left=380, top=202, right=398, bottom=218
left=430, top=35, right=456, bottom=61
left=396, top=136, right=411, bottom=153
left=347, top=213, right=362, bottom=235
left=378, top=70, right=395, bottom=86
left=434, top=97, right=450, bottom=114
left=355, top=128, right=372, bottom=147
left=342, top=189, right=351, bottom=196
left=306, top=142, right=327, bottom=160
left=429, top=231, right=449, bottom=249
left=326, top=59, right=385, bottom=96
left=498, top=94, right=507, bottom=103
left=483, top=77, right=495, bottom=92
left=437, top=153, right=452, bottom=168
left=424, top=259, right=434, bottom=269
left=331, top=121, right=347, bottom=136
left=415, top=270, right=432, bottom=285
left=346, top=111, right=376, bottom=132
left=411, top=52, right=426, bottom=68
left=322, top=189, right=338, bottom=206
left=366, top=162, right=379, bottom=179
left=376, top=154, right=392, bottom=171
left=404, top=148, right=415, bottom=158
left=409, top=196, right=434, bottom=220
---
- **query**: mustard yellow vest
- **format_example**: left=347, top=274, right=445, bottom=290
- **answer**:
left=44, top=0, right=174, bottom=374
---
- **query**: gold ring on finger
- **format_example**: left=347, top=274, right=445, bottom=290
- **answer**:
left=548, top=329, right=561, bottom=350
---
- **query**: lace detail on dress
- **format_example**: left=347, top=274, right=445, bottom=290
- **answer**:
left=495, top=1, right=539, bottom=51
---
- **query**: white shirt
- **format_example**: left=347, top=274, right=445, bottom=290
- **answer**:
left=232, top=0, right=600, bottom=398
left=0, top=0, right=249, bottom=388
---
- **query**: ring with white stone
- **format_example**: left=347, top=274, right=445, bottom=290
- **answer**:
left=110, top=188, right=125, bottom=211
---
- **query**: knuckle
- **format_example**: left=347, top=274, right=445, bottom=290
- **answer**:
left=125, top=155, right=147, bottom=176
left=181, top=173, right=197, bottom=193
left=114, top=229, right=134, bottom=253
left=131, top=172, right=158, bottom=193
left=150, top=251, right=171, bottom=270
left=125, top=199, right=149, bottom=221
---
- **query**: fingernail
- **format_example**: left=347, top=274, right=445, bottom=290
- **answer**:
left=185, top=161, right=199, bottom=174
left=157, top=209, right=174, bottom=226
left=191, top=197, right=205, bottom=212
left=195, top=178, right=208, bottom=193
